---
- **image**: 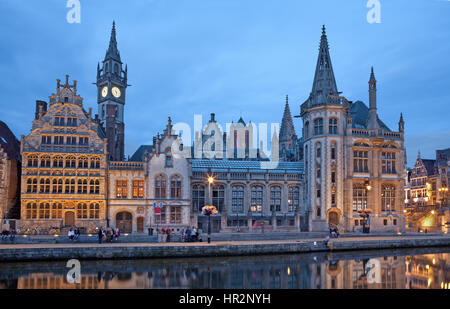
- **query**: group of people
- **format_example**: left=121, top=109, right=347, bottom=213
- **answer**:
left=181, top=227, right=202, bottom=242
left=97, top=227, right=120, bottom=244
left=329, top=224, right=340, bottom=238
left=1, top=228, right=16, bottom=242
left=67, top=227, right=81, bottom=242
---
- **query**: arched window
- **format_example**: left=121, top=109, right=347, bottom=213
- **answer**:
left=77, top=203, right=88, bottom=219
left=89, top=203, right=100, bottom=219
left=40, top=178, right=50, bottom=193
left=66, top=156, right=76, bottom=168
left=52, top=179, right=63, bottom=193
left=155, top=175, right=167, bottom=198
left=192, top=185, right=205, bottom=212
left=78, top=179, right=88, bottom=194
left=314, top=118, right=324, bottom=135
left=166, top=148, right=173, bottom=167
left=39, top=203, right=50, bottom=219
left=65, top=179, right=75, bottom=194
left=170, top=175, right=182, bottom=198
left=331, top=142, right=337, bottom=160
left=91, top=157, right=101, bottom=169
left=26, top=203, right=37, bottom=219
left=270, top=186, right=282, bottom=212
left=316, top=143, right=322, bottom=158
left=78, top=157, right=88, bottom=169
left=288, top=186, right=300, bottom=212
left=40, top=156, right=51, bottom=168
left=329, top=118, right=338, bottom=134
left=232, top=185, right=244, bottom=213
left=53, top=156, right=63, bottom=168
left=90, top=180, right=100, bottom=194
left=28, top=155, right=38, bottom=167
left=382, top=184, right=396, bottom=212
left=27, top=178, right=38, bottom=193
left=51, top=203, right=62, bottom=219
left=251, top=185, right=263, bottom=212
left=212, top=184, right=225, bottom=212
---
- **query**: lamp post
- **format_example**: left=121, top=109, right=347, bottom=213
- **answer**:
left=206, top=176, right=215, bottom=244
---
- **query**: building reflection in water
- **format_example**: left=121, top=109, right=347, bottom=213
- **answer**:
left=0, top=249, right=448, bottom=289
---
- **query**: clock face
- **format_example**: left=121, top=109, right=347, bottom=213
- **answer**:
left=112, top=87, right=121, bottom=98
left=101, top=86, right=108, bottom=98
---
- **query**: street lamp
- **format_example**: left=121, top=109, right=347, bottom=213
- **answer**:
left=204, top=175, right=217, bottom=244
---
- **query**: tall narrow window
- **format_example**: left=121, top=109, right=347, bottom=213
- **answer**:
left=270, top=186, right=282, bottom=212
left=251, top=186, right=263, bottom=212
left=155, top=175, right=167, bottom=198
left=51, top=203, right=62, bottom=219
left=353, top=184, right=368, bottom=211
left=288, top=186, right=300, bottom=212
left=170, top=175, right=182, bottom=198
left=212, top=185, right=225, bottom=212
left=77, top=203, right=88, bottom=219
left=89, top=203, right=100, bottom=219
left=232, top=185, right=245, bottom=213
left=331, top=143, right=337, bottom=160
left=192, top=185, right=205, bottom=212
left=382, top=184, right=396, bottom=212
left=170, top=206, right=182, bottom=224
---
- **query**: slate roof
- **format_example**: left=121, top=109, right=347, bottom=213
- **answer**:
left=350, top=101, right=391, bottom=131
left=0, top=121, right=20, bottom=160
left=192, top=159, right=303, bottom=173
left=130, top=145, right=153, bottom=162
left=422, top=159, right=438, bottom=176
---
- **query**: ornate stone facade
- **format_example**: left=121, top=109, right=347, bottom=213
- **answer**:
left=20, top=77, right=108, bottom=234
left=301, top=26, right=406, bottom=232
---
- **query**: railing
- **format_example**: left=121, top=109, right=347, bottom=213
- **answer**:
left=108, top=161, right=144, bottom=171
left=350, top=129, right=403, bottom=139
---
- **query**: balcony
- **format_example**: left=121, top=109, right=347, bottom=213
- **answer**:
left=109, top=161, right=144, bottom=171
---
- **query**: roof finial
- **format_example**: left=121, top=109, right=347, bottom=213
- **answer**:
left=322, top=25, right=326, bottom=35
left=286, top=94, right=289, bottom=105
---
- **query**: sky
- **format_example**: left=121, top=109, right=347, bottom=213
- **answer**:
left=0, top=0, right=449, bottom=167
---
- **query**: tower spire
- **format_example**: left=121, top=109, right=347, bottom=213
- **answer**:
left=279, top=95, right=297, bottom=142
left=310, top=25, right=338, bottom=101
left=105, top=21, right=121, bottom=62
left=366, top=66, right=379, bottom=129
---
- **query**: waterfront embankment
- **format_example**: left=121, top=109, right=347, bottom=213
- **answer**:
left=0, top=234, right=449, bottom=262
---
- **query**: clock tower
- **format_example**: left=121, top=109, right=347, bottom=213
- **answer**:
left=96, top=21, right=128, bottom=161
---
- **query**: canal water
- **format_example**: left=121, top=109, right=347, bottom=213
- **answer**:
left=0, top=247, right=449, bottom=289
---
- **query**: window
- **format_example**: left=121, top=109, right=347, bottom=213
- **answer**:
left=27, top=155, right=38, bottom=167
left=382, top=184, right=396, bottom=212
left=54, top=136, right=64, bottom=145
left=304, top=122, right=309, bottom=138
left=52, top=179, right=63, bottom=193
left=331, top=143, right=337, bottom=160
left=331, top=192, right=336, bottom=205
left=353, top=184, right=368, bottom=211
left=382, top=152, right=396, bottom=174
left=51, top=203, right=62, bottom=219
left=116, top=180, right=128, bottom=199
left=329, top=118, right=338, bottom=134
left=316, top=143, right=321, bottom=158
left=40, top=178, right=50, bottom=193
left=170, top=207, right=182, bottom=224
left=77, top=179, right=88, bottom=194
left=212, top=185, right=225, bottom=212
left=39, top=203, right=50, bottom=219
left=67, top=117, right=77, bottom=127
left=79, top=137, right=89, bottom=146
left=40, top=156, right=50, bottom=168
left=66, top=157, right=76, bottom=168
left=251, top=186, right=263, bottom=212
left=288, top=186, right=300, bottom=212
left=90, top=157, right=100, bottom=169
left=54, top=117, right=65, bottom=126
left=331, top=171, right=336, bottom=184
left=354, top=150, right=369, bottom=173
left=78, top=157, right=88, bottom=169
left=41, top=136, right=52, bottom=145
left=53, top=156, right=63, bottom=168
left=27, top=178, right=38, bottom=193
left=154, top=207, right=166, bottom=225
left=26, top=203, right=37, bottom=219
left=170, top=175, right=182, bottom=198
left=133, top=180, right=144, bottom=198
left=67, top=137, right=77, bottom=145
left=314, top=118, right=323, bottom=135
left=90, top=180, right=100, bottom=194
left=317, top=166, right=321, bottom=179
left=89, top=203, right=100, bottom=219
left=155, top=175, right=167, bottom=198
left=65, top=179, right=75, bottom=194
left=77, top=203, right=88, bottom=219
left=232, top=185, right=245, bottom=213
left=192, top=185, right=205, bottom=212
left=166, top=149, right=173, bottom=167
left=270, top=186, right=282, bottom=212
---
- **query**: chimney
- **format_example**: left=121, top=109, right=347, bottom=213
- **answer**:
left=210, top=113, right=216, bottom=123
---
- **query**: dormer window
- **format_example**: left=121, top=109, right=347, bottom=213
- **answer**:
left=54, top=117, right=65, bottom=126
left=64, top=97, right=69, bottom=103
left=166, top=149, right=173, bottom=167
left=67, top=117, right=77, bottom=127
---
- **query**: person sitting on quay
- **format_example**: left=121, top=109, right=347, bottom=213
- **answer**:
left=166, top=228, right=171, bottom=242
left=185, top=227, right=190, bottom=242
left=9, top=228, right=16, bottom=243
left=115, top=228, right=120, bottom=242
left=180, top=228, right=185, bottom=242
left=68, top=228, right=75, bottom=242
left=1, top=229, right=9, bottom=241
left=74, top=228, right=80, bottom=242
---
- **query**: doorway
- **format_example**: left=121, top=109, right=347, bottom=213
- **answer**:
left=137, top=217, right=144, bottom=233
left=65, top=211, right=75, bottom=227
left=116, top=212, right=132, bottom=233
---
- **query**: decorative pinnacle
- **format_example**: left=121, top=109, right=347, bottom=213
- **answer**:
left=322, top=25, right=326, bottom=35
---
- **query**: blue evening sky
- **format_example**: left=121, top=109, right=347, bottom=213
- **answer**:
left=0, top=0, right=449, bottom=167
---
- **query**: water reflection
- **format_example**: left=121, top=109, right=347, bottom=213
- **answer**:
left=0, top=247, right=449, bottom=289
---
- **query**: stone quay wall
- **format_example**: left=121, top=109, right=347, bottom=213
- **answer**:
left=0, top=236, right=449, bottom=262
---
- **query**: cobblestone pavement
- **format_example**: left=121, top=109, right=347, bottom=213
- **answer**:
left=0, top=234, right=448, bottom=250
